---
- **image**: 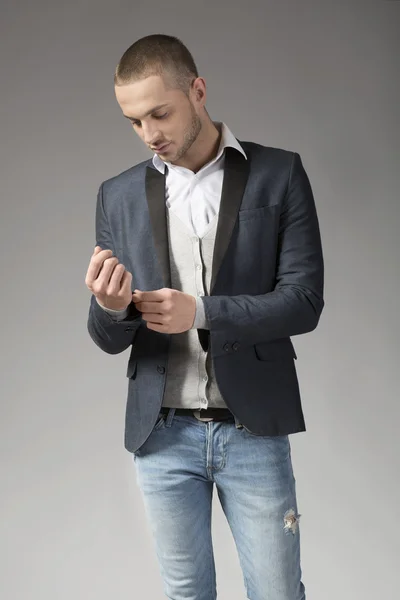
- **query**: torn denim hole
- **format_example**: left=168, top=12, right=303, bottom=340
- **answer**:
left=283, top=508, right=301, bottom=535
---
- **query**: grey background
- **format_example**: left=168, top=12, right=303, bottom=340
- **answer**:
left=1, top=1, right=399, bottom=598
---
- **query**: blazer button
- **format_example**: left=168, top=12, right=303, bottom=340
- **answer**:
left=232, top=342, right=240, bottom=351
left=157, top=365, right=165, bottom=374
left=223, top=343, right=231, bottom=352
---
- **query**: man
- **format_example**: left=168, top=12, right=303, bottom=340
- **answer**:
left=85, top=34, right=324, bottom=600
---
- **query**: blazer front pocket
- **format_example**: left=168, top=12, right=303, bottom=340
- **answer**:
left=254, top=339, right=297, bottom=361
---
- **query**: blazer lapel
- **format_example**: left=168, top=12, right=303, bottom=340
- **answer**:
left=210, top=146, right=249, bottom=293
left=145, top=165, right=171, bottom=289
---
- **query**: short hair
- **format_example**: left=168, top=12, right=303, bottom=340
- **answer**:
left=114, top=34, right=199, bottom=95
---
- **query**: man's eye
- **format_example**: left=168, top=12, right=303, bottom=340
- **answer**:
left=130, top=113, right=167, bottom=126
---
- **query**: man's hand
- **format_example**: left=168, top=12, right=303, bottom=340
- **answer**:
left=132, top=288, right=196, bottom=333
left=85, top=246, right=133, bottom=311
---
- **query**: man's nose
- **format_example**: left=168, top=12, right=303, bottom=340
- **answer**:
left=142, top=124, right=161, bottom=146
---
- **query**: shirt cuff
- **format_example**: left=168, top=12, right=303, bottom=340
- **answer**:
left=191, top=296, right=209, bottom=329
left=96, top=297, right=130, bottom=321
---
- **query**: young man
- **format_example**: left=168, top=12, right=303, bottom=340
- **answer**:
left=85, top=34, right=324, bottom=600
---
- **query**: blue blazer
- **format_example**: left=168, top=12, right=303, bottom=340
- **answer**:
left=87, top=143, right=325, bottom=452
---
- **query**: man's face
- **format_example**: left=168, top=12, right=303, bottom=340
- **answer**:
left=114, top=75, right=203, bottom=164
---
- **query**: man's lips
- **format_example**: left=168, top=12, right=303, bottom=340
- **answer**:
left=152, top=142, right=170, bottom=152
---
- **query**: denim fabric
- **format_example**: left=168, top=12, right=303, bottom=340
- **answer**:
left=131, top=408, right=306, bottom=600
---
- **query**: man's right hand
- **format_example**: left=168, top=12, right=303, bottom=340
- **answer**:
left=85, top=246, right=133, bottom=311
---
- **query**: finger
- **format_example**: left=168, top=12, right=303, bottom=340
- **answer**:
left=107, top=263, right=128, bottom=295
left=96, top=256, right=120, bottom=288
left=93, top=245, right=113, bottom=257
left=142, top=313, right=164, bottom=325
left=118, top=269, right=133, bottom=295
left=85, top=248, right=113, bottom=287
left=88, top=255, right=118, bottom=292
left=138, top=302, right=163, bottom=314
left=134, top=289, right=165, bottom=302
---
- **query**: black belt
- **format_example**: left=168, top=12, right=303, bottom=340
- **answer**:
left=160, top=406, right=234, bottom=422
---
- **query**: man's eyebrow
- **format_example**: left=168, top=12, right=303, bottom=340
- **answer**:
left=123, top=103, right=169, bottom=121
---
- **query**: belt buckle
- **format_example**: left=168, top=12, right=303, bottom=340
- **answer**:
left=192, top=409, right=214, bottom=422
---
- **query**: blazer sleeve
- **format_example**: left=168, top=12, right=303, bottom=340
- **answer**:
left=87, top=182, right=142, bottom=355
left=202, top=152, right=324, bottom=346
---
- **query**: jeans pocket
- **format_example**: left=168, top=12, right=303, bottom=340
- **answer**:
left=242, top=424, right=264, bottom=436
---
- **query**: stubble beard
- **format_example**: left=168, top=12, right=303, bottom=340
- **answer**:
left=174, top=104, right=202, bottom=163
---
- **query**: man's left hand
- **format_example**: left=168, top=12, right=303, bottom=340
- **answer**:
left=132, top=288, right=196, bottom=333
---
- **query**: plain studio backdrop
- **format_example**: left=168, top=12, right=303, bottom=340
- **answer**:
left=1, top=1, right=398, bottom=599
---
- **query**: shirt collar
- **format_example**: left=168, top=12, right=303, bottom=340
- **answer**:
left=152, top=121, right=247, bottom=174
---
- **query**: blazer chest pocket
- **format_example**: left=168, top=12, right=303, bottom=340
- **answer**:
left=238, top=204, right=278, bottom=222
left=126, top=360, right=137, bottom=379
left=254, top=339, right=297, bottom=361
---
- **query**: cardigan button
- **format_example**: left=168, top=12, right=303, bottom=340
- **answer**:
left=157, top=365, right=165, bottom=374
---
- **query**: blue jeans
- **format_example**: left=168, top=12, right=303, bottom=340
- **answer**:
left=131, top=408, right=306, bottom=600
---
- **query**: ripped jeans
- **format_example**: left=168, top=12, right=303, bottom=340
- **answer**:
left=131, top=408, right=306, bottom=600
